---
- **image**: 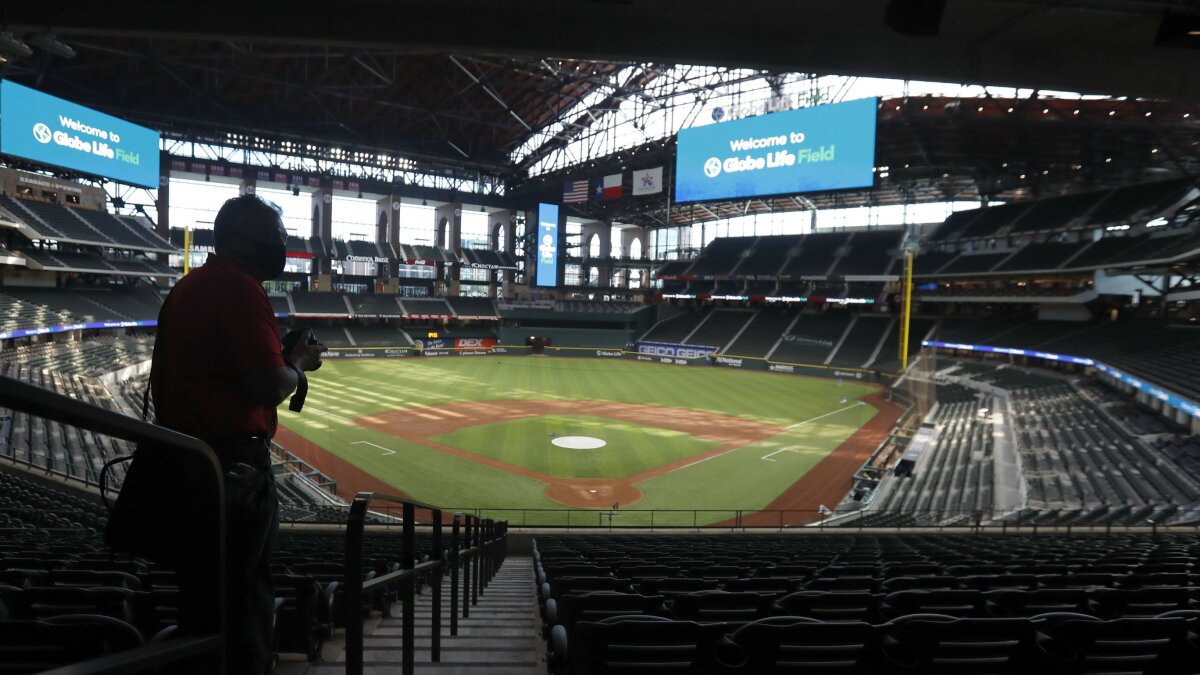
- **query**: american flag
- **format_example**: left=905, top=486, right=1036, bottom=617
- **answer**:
left=563, top=179, right=589, bottom=203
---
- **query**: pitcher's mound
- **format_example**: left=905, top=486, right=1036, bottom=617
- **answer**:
left=552, top=436, right=607, bottom=450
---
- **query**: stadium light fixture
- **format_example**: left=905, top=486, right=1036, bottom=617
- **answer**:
left=26, top=33, right=75, bottom=59
left=0, top=32, right=33, bottom=60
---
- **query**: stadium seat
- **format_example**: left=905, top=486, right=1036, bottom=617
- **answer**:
left=879, top=615, right=1047, bottom=673
left=555, top=615, right=734, bottom=675
left=727, top=616, right=882, bottom=673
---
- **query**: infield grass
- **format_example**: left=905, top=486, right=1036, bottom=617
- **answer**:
left=277, top=356, right=878, bottom=522
left=432, top=414, right=719, bottom=478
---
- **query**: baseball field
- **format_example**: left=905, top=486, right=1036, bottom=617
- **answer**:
left=274, top=356, right=900, bottom=526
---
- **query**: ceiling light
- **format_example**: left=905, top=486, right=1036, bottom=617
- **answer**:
left=1145, top=111, right=1152, bottom=117
left=977, top=106, right=984, bottom=112
left=0, top=32, right=33, bottom=60
left=1073, top=110, right=1080, bottom=115
left=26, top=33, right=75, bottom=59
left=1109, top=110, right=1116, bottom=116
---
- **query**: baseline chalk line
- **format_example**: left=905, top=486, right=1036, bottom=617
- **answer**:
left=351, top=440, right=396, bottom=456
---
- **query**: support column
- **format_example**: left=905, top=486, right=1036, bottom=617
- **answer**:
left=435, top=203, right=461, bottom=296
left=488, top=210, right=512, bottom=299
left=581, top=221, right=612, bottom=289
left=155, top=153, right=171, bottom=274
left=312, top=183, right=333, bottom=289
left=156, top=151, right=170, bottom=239
left=523, top=209, right=538, bottom=291
left=377, top=195, right=401, bottom=293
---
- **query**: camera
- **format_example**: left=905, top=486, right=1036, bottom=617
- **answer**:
left=281, top=328, right=323, bottom=370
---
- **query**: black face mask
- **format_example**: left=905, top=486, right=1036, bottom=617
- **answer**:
left=250, top=239, right=287, bottom=280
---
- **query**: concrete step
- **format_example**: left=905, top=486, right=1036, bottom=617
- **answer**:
left=287, top=557, right=541, bottom=674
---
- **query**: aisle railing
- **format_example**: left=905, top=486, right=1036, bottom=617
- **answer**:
left=0, top=374, right=227, bottom=674
left=343, top=493, right=508, bottom=675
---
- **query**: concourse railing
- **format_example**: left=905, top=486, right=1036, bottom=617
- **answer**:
left=0, top=375, right=227, bottom=674
left=343, top=492, right=508, bottom=675
left=351, top=505, right=1200, bottom=532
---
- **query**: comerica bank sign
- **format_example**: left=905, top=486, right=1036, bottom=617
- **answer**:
left=0, top=80, right=160, bottom=188
left=675, top=97, right=877, bottom=203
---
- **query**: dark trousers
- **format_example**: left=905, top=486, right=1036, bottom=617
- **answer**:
left=177, top=444, right=279, bottom=674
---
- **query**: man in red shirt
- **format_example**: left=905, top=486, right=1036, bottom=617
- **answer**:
left=153, top=194, right=324, bottom=673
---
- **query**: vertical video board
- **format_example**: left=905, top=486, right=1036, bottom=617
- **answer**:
left=0, top=80, right=161, bottom=188
left=674, top=97, right=877, bottom=202
left=535, top=203, right=559, bottom=287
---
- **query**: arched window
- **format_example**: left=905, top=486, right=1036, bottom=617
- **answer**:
left=629, top=237, right=643, bottom=260
left=588, top=267, right=600, bottom=286
left=588, top=233, right=601, bottom=258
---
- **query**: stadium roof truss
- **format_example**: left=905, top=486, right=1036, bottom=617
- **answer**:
left=2, top=2, right=1200, bottom=230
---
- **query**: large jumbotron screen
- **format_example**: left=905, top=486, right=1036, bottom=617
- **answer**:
left=0, top=80, right=160, bottom=188
left=674, top=97, right=877, bottom=202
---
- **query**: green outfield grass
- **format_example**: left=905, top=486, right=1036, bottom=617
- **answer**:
left=276, top=356, right=879, bottom=523
left=431, top=414, right=719, bottom=478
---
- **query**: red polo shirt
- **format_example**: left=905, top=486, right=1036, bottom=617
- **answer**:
left=152, top=253, right=285, bottom=443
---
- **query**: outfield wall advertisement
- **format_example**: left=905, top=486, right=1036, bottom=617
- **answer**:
left=674, top=97, right=877, bottom=202
left=0, top=80, right=161, bottom=188
left=635, top=341, right=719, bottom=359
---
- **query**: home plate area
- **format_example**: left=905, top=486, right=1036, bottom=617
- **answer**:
left=551, top=435, right=607, bottom=450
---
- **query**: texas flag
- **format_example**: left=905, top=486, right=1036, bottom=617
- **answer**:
left=602, top=173, right=623, bottom=200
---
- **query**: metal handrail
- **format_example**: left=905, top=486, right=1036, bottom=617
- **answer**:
left=345, top=504, right=1200, bottom=532
left=343, top=491, right=507, bottom=675
left=0, top=375, right=227, bottom=674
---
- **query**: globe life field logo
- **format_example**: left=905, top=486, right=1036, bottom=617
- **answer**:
left=32, top=123, right=52, bottom=144
left=703, top=157, right=722, bottom=178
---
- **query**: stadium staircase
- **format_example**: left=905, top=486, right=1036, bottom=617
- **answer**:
left=291, top=557, right=541, bottom=674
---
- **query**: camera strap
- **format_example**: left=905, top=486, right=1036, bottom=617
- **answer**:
left=287, top=363, right=308, bottom=412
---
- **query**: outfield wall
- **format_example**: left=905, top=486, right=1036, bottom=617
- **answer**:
left=318, top=343, right=892, bottom=383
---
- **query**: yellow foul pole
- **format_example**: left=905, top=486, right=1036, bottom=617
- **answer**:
left=899, top=248, right=914, bottom=371
left=183, top=226, right=192, bottom=275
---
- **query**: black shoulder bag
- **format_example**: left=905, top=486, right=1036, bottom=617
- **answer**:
left=101, top=292, right=206, bottom=565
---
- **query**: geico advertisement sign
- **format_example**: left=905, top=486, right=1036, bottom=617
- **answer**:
left=674, top=97, right=876, bottom=202
left=0, top=80, right=161, bottom=188
left=636, top=344, right=716, bottom=359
